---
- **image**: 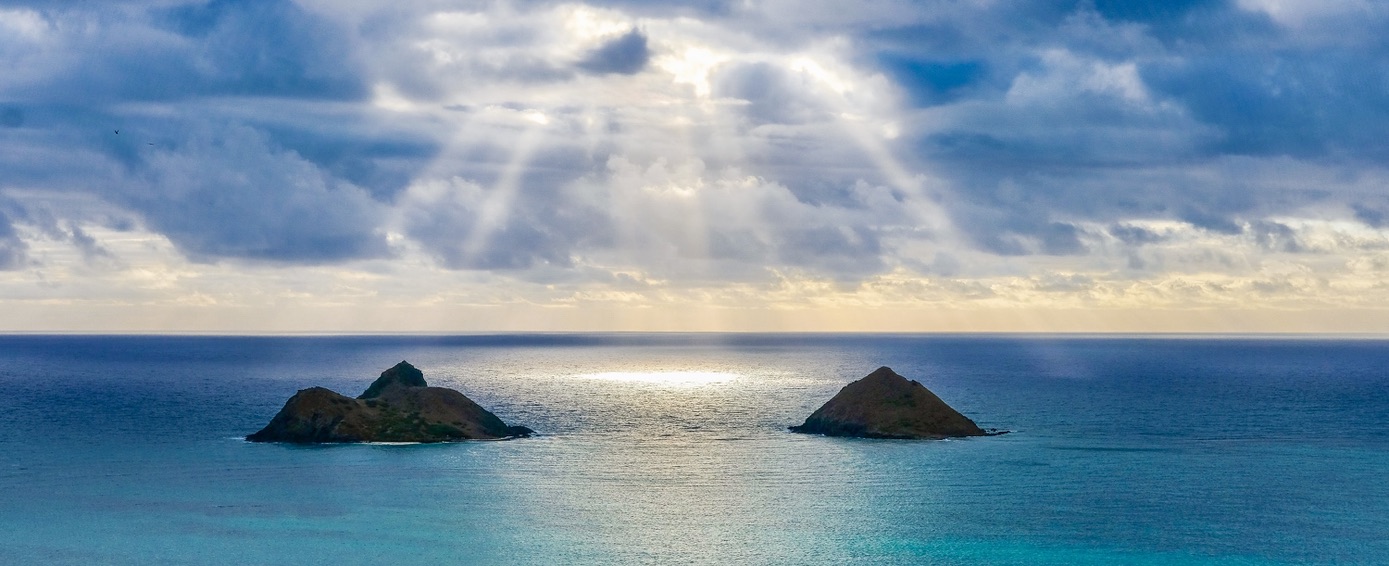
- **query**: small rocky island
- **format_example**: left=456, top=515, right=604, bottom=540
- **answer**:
left=247, top=361, right=533, bottom=443
left=790, top=366, right=996, bottom=439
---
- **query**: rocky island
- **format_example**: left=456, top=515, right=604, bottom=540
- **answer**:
left=247, top=361, right=533, bottom=443
left=790, top=366, right=996, bottom=439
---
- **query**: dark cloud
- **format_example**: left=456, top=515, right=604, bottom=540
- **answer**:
left=577, top=29, right=650, bottom=75
left=0, top=0, right=445, bottom=266
left=257, top=121, right=439, bottom=201
left=0, top=102, right=420, bottom=263
left=1109, top=223, right=1165, bottom=245
left=1249, top=220, right=1304, bottom=253
left=401, top=146, right=608, bottom=271
left=7, top=198, right=114, bottom=263
left=1179, top=207, right=1244, bottom=235
left=1040, top=222, right=1086, bottom=255
left=6, top=0, right=364, bottom=105
left=66, top=224, right=111, bottom=262
left=774, top=225, right=885, bottom=276
left=714, top=62, right=832, bottom=126
left=849, top=0, right=1389, bottom=262
left=162, top=0, right=366, bottom=100
left=964, top=219, right=1087, bottom=257
left=123, top=124, right=391, bottom=263
left=155, top=0, right=365, bottom=100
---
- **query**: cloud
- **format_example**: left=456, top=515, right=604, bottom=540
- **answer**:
left=587, top=157, right=900, bottom=280
left=577, top=28, right=650, bottom=74
left=2, top=0, right=1389, bottom=330
left=1352, top=203, right=1388, bottom=228
left=3, top=196, right=114, bottom=264
left=1249, top=220, right=1305, bottom=253
left=1109, top=223, right=1167, bottom=246
left=714, top=61, right=835, bottom=126
left=394, top=170, right=600, bottom=271
left=1143, top=51, right=1389, bottom=159
left=1, top=1, right=364, bottom=106
left=123, top=124, right=391, bottom=263
left=0, top=200, right=28, bottom=270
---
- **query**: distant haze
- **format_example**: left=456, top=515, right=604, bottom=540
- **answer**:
left=2, top=1, right=1388, bottom=332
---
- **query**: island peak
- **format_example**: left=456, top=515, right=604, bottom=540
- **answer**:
left=247, top=362, right=532, bottom=443
left=359, top=360, right=428, bottom=399
left=790, top=366, right=993, bottom=439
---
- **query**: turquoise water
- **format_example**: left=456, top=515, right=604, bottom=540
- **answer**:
left=2, top=334, right=1387, bottom=564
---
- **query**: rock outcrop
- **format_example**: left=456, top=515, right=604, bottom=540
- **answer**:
left=247, top=361, right=533, bottom=443
left=790, top=366, right=992, bottom=439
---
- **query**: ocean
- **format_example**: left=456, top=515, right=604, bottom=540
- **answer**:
left=1, top=334, right=1386, bottom=565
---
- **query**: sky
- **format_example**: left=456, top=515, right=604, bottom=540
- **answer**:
left=2, top=0, right=1389, bottom=333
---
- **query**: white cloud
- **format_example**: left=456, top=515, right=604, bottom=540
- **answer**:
left=1006, top=49, right=1151, bottom=106
left=0, top=8, right=49, bottom=39
left=1236, top=0, right=1381, bottom=27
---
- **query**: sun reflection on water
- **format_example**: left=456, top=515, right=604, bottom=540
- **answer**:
left=576, top=371, right=739, bottom=386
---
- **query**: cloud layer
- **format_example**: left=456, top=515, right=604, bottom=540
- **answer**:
left=2, top=0, right=1389, bottom=331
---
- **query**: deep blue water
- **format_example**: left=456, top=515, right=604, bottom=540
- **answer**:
left=2, top=334, right=1387, bottom=565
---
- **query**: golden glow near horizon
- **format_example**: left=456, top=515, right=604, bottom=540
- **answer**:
left=3, top=207, right=1389, bottom=332
left=5, top=175, right=1389, bottom=332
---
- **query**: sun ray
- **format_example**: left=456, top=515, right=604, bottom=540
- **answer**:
left=459, top=120, right=546, bottom=265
